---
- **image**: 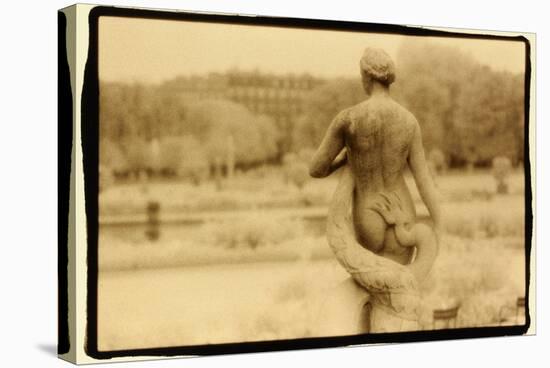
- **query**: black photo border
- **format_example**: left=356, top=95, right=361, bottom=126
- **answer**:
left=78, top=5, right=533, bottom=360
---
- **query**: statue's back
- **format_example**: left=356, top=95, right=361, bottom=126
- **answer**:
left=345, top=97, right=416, bottom=193
left=343, top=96, right=418, bottom=256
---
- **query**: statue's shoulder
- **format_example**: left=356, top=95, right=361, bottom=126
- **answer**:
left=332, top=107, right=354, bottom=129
left=335, top=100, right=370, bottom=121
left=392, top=100, right=419, bottom=131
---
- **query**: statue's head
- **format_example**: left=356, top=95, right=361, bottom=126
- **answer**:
left=359, top=48, right=396, bottom=95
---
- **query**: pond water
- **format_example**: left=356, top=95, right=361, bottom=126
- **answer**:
left=100, top=211, right=431, bottom=244
left=100, top=215, right=328, bottom=244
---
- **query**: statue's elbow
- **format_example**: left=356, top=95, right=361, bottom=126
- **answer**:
left=309, top=165, right=327, bottom=178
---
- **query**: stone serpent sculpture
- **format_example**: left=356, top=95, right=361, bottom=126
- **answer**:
left=326, top=166, right=421, bottom=332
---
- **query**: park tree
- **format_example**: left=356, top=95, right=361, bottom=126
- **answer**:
left=492, top=156, right=512, bottom=194
left=393, top=40, right=475, bottom=160
left=393, top=74, right=451, bottom=151
left=507, top=74, right=525, bottom=165
left=148, top=91, right=189, bottom=138
left=288, top=162, right=309, bottom=190
left=100, top=82, right=149, bottom=143
left=99, top=82, right=164, bottom=177
left=184, top=99, right=279, bottom=166
left=156, top=135, right=209, bottom=184
left=281, top=148, right=316, bottom=190
left=99, top=83, right=284, bottom=181
left=427, top=148, right=447, bottom=176
left=394, top=39, right=524, bottom=168
left=99, top=138, right=129, bottom=177
left=293, top=79, right=364, bottom=149
left=121, top=136, right=152, bottom=178
left=255, top=114, right=280, bottom=163
left=282, top=152, right=298, bottom=185
left=99, top=82, right=123, bottom=141
left=454, top=66, right=523, bottom=166
left=100, top=81, right=190, bottom=141
left=98, top=164, right=114, bottom=193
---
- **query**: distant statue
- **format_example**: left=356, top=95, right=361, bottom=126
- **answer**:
left=310, top=48, right=442, bottom=332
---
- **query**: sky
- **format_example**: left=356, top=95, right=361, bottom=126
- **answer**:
left=98, top=16, right=526, bottom=84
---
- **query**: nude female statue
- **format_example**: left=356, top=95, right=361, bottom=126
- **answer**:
left=310, top=48, right=442, bottom=330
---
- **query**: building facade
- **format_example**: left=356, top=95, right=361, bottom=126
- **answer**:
left=163, top=70, right=325, bottom=155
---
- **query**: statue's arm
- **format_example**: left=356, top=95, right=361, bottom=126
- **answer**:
left=408, top=121, right=443, bottom=239
left=309, top=112, right=349, bottom=178
left=328, top=148, right=348, bottom=173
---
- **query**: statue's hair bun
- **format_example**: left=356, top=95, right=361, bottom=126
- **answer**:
left=360, top=48, right=396, bottom=86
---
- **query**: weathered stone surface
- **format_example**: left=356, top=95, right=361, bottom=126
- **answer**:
left=310, top=47, right=441, bottom=333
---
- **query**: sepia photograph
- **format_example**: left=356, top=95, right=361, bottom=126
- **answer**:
left=93, top=7, right=531, bottom=355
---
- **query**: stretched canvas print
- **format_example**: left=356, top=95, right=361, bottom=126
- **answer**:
left=58, top=3, right=536, bottom=364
